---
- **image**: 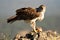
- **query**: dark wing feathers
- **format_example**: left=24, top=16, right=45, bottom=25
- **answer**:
left=16, top=7, right=39, bottom=20
left=16, top=7, right=36, bottom=15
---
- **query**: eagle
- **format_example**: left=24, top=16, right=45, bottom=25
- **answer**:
left=7, top=5, right=46, bottom=33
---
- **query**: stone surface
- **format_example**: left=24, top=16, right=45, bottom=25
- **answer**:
left=13, top=27, right=60, bottom=40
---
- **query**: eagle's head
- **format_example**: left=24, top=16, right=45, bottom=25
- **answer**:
left=39, top=5, right=46, bottom=8
left=37, top=5, right=46, bottom=13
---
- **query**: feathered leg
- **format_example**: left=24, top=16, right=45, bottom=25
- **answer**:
left=30, top=21, right=37, bottom=33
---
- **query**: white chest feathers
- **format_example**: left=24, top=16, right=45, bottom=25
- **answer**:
left=38, top=13, right=44, bottom=21
left=38, top=8, right=46, bottom=21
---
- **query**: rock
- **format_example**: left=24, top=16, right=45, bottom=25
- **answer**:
left=14, top=30, right=40, bottom=40
left=13, top=27, right=60, bottom=40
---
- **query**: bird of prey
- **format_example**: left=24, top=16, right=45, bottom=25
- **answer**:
left=7, top=5, right=46, bottom=33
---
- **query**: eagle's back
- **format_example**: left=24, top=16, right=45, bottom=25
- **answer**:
left=16, top=7, right=40, bottom=20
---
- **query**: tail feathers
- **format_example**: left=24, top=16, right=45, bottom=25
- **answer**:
left=7, top=18, right=16, bottom=23
left=7, top=15, right=17, bottom=23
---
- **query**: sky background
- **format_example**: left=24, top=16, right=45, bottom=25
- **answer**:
left=0, top=0, right=60, bottom=18
left=0, top=0, right=60, bottom=39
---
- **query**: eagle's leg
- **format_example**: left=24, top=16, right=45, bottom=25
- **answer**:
left=30, top=21, right=37, bottom=33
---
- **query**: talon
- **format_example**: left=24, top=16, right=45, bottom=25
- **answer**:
left=34, top=27, right=42, bottom=33
left=34, top=29, right=37, bottom=33
left=36, top=27, right=42, bottom=32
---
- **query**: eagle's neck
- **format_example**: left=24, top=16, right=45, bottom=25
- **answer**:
left=38, top=8, right=46, bottom=21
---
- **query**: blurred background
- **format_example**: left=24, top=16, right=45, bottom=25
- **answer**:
left=0, top=0, right=60, bottom=40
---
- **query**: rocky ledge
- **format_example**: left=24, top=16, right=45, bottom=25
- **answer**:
left=13, top=27, right=60, bottom=40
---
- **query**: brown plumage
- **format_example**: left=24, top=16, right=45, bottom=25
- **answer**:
left=7, top=5, right=46, bottom=33
left=7, top=7, right=40, bottom=23
left=16, top=7, right=40, bottom=20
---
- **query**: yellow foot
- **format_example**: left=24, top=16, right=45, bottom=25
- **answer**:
left=36, top=27, right=42, bottom=32
left=33, top=27, right=42, bottom=33
left=34, top=29, right=37, bottom=33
